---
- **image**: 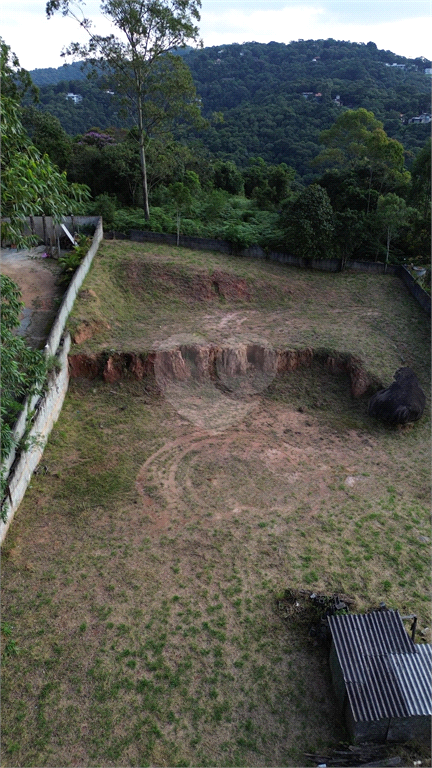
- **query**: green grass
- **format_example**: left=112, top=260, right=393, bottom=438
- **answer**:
left=1, top=242, right=430, bottom=767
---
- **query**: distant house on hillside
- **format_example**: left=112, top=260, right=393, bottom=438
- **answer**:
left=302, top=92, right=323, bottom=101
left=329, top=609, right=432, bottom=744
left=65, top=93, right=83, bottom=104
left=408, top=113, right=431, bottom=124
left=424, top=68, right=432, bottom=75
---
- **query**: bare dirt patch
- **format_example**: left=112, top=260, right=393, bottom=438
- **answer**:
left=124, top=260, right=251, bottom=303
left=135, top=401, right=381, bottom=535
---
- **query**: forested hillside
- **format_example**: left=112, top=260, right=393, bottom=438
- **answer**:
left=28, top=60, right=88, bottom=86
left=25, top=77, right=132, bottom=137
left=30, top=39, right=431, bottom=182
left=187, top=40, right=431, bottom=179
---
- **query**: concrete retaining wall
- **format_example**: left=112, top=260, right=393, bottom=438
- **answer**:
left=44, top=217, right=103, bottom=357
left=1, top=218, right=103, bottom=544
left=0, top=335, right=71, bottom=544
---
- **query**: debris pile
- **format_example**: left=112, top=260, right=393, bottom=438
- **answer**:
left=305, top=744, right=402, bottom=767
left=275, top=588, right=356, bottom=642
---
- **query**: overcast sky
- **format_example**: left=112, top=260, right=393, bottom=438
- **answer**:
left=1, top=0, right=431, bottom=71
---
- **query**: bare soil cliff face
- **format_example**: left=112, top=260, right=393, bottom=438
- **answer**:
left=68, top=344, right=380, bottom=398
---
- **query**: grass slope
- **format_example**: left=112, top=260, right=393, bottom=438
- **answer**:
left=68, top=241, right=429, bottom=387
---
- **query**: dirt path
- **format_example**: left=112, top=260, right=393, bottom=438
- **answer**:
left=1, top=247, right=63, bottom=349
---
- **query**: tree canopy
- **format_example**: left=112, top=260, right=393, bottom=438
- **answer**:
left=46, top=0, right=204, bottom=218
left=281, top=184, right=334, bottom=262
left=1, top=39, right=90, bottom=247
left=29, top=39, right=431, bottom=182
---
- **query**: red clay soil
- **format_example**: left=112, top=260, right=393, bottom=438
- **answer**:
left=123, top=262, right=251, bottom=302
left=68, top=344, right=380, bottom=397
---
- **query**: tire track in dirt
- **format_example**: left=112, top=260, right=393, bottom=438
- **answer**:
left=135, top=404, right=370, bottom=533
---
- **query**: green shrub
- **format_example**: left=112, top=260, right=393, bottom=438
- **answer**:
left=91, top=193, right=117, bottom=228
left=58, top=235, right=92, bottom=284
left=222, top=223, right=258, bottom=252
left=113, top=207, right=174, bottom=234
left=1, top=276, right=47, bottom=507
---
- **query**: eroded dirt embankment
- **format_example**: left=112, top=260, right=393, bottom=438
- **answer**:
left=68, top=343, right=380, bottom=398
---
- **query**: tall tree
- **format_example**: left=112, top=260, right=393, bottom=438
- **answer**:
left=313, top=108, right=410, bottom=212
left=281, top=184, right=334, bottom=262
left=242, top=157, right=296, bottom=207
left=410, top=137, right=431, bottom=211
left=376, top=193, right=414, bottom=270
left=0, top=37, right=38, bottom=102
left=46, top=0, right=204, bottom=219
left=21, top=106, right=72, bottom=171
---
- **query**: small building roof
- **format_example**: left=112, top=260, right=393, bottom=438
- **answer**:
left=329, top=610, right=432, bottom=723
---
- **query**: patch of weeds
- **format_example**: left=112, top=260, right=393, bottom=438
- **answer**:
left=4, top=741, right=20, bottom=756
left=212, top=700, right=231, bottom=723
left=93, top=604, right=112, bottom=621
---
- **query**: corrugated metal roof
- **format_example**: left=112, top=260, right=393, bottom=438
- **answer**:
left=329, top=610, right=432, bottom=722
left=389, top=644, right=432, bottom=716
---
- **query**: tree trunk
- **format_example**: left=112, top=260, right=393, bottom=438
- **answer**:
left=176, top=211, right=180, bottom=246
left=385, top=226, right=390, bottom=274
left=367, top=165, right=373, bottom=214
left=340, top=249, right=347, bottom=272
left=137, top=93, right=150, bottom=220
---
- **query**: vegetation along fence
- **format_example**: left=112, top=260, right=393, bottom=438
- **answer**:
left=0, top=217, right=103, bottom=544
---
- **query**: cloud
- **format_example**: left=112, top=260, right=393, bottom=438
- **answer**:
left=3, top=1, right=431, bottom=70
left=2, top=1, right=116, bottom=70
left=200, top=4, right=326, bottom=46
left=200, top=4, right=432, bottom=60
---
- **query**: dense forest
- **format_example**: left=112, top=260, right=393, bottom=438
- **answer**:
left=29, top=40, right=431, bottom=180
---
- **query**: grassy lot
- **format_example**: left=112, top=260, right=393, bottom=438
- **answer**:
left=1, top=242, right=430, bottom=767
left=66, top=240, right=429, bottom=385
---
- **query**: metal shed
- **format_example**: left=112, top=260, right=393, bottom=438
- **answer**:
left=328, top=610, right=432, bottom=743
